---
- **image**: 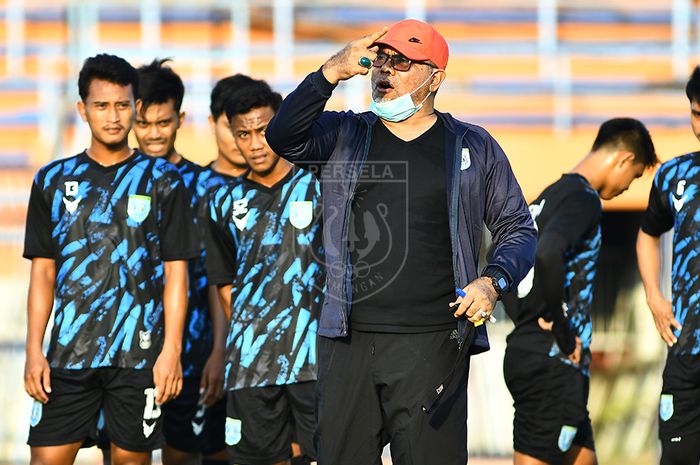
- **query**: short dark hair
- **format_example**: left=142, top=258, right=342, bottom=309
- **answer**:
left=210, top=74, right=256, bottom=119
left=591, top=118, right=658, bottom=168
left=224, top=78, right=282, bottom=122
left=78, top=54, right=139, bottom=102
left=685, top=65, right=700, bottom=104
left=137, top=58, right=184, bottom=112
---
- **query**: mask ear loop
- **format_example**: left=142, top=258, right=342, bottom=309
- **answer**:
left=414, top=70, right=439, bottom=109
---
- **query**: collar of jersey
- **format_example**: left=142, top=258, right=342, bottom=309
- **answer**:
left=243, top=165, right=297, bottom=193
left=82, top=149, right=140, bottom=172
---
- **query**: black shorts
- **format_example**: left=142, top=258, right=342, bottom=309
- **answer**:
left=316, top=329, right=468, bottom=465
left=659, top=352, right=700, bottom=440
left=225, top=382, right=316, bottom=465
left=28, top=368, right=163, bottom=452
left=162, top=376, right=227, bottom=455
left=504, top=347, right=594, bottom=465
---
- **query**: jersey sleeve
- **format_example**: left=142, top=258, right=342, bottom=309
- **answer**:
left=534, top=188, right=600, bottom=355
left=158, top=170, right=200, bottom=261
left=541, top=189, right=601, bottom=248
left=23, top=177, right=54, bottom=259
left=204, top=192, right=237, bottom=286
left=640, top=170, right=674, bottom=237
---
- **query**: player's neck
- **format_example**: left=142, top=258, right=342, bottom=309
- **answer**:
left=246, top=158, right=293, bottom=188
left=569, top=154, right=602, bottom=192
left=166, top=150, right=183, bottom=165
left=212, top=156, right=248, bottom=178
left=86, top=138, right=133, bottom=167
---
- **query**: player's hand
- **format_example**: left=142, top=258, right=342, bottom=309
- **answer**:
left=153, top=346, right=182, bottom=405
left=449, top=277, right=497, bottom=324
left=538, top=317, right=580, bottom=361
left=568, top=337, right=582, bottom=365
left=537, top=317, right=553, bottom=332
left=321, top=27, right=388, bottom=85
left=647, top=292, right=681, bottom=347
left=200, top=348, right=225, bottom=407
left=24, top=351, right=51, bottom=403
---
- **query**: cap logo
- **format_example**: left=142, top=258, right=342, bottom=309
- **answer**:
left=408, top=37, right=422, bottom=44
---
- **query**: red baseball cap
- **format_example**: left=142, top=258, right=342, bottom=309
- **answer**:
left=373, top=19, right=449, bottom=70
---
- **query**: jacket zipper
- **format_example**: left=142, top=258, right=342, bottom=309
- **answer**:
left=450, top=132, right=466, bottom=348
left=339, top=121, right=374, bottom=336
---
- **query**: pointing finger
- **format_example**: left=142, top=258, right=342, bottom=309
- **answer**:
left=359, top=27, right=389, bottom=46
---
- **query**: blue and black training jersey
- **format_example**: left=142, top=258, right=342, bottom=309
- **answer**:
left=205, top=167, right=324, bottom=390
left=176, top=158, right=238, bottom=377
left=23, top=150, right=199, bottom=370
left=641, top=152, right=700, bottom=356
left=505, top=173, right=602, bottom=374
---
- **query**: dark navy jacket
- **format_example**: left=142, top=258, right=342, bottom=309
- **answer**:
left=267, top=70, right=536, bottom=353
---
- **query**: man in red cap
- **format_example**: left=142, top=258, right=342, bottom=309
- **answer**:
left=267, top=19, right=537, bottom=464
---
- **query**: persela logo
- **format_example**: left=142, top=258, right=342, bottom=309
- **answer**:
left=304, top=161, right=409, bottom=304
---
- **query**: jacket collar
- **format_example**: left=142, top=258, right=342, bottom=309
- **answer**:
left=358, top=109, right=470, bottom=140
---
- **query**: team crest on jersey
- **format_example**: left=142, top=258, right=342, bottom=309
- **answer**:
left=225, top=417, right=242, bottom=445
left=127, top=195, right=151, bottom=223
left=460, top=148, right=471, bottom=171
left=139, top=330, right=152, bottom=350
left=232, top=198, right=250, bottom=231
left=558, top=425, right=578, bottom=452
left=660, top=394, right=674, bottom=421
left=672, top=180, right=688, bottom=212
left=30, top=400, right=42, bottom=427
left=289, top=201, right=313, bottom=229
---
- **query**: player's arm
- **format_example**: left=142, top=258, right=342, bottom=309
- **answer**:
left=199, top=284, right=227, bottom=406
left=204, top=193, right=236, bottom=323
left=154, top=169, right=200, bottom=404
left=217, top=284, right=232, bottom=322
left=25, top=257, right=55, bottom=403
left=537, top=190, right=601, bottom=359
left=23, top=177, right=56, bottom=403
left=153, top=259, right=188, bottom=405
left=636, top=231, right=678, bottom=347
left=534, top=230, right=577, bottom=357
left=637, top=171, right=677, bottom=347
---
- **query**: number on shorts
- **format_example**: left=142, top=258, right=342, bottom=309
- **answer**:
left=143, top=388, right=162, bottom=420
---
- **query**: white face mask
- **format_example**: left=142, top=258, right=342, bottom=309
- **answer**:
left=370, top=71, right=437, bottom=122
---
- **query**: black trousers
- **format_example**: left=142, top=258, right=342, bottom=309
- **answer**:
left=315, top=329, right=470, bottom=465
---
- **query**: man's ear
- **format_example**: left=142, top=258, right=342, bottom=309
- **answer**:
left=208, top=114, right=216, bottom=135
left=178, top=111, right=186, bottom=128
left=77, top=100, right=87, bottom=122
left=616, top=150, right=636, bottom=167
left=429, top=69, right=447, bottom=93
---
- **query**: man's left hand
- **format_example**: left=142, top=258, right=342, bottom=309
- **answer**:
left=153, top=346, right=183, bottom=405
left=199, top=349, right=225, bottom=407
left=449, top=277, right=498, bottom=324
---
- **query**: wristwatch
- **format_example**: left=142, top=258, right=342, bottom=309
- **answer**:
left=481, top=267, right=510, bottom=300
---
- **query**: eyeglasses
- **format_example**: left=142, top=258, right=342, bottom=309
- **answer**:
left=373, top=52, right=435, bottom=72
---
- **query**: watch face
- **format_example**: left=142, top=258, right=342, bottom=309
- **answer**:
left=497, top=277, right=508, bottom=291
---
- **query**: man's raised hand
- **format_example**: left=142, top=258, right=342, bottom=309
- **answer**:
left=321, top=27, right=388, bottom=85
